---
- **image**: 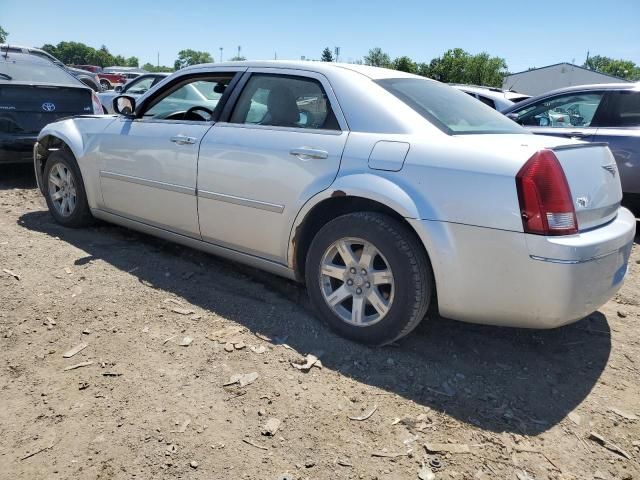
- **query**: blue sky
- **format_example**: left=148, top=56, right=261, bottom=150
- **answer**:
left=3, top=0, right=639, bottom=72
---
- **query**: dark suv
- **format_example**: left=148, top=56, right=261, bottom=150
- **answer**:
left=502, top=83, right=640, bottom=213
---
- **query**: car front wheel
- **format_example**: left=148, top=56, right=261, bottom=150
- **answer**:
left=305, top=212, right=433, bottom=345
left=43, top=150, right=94, bottom=228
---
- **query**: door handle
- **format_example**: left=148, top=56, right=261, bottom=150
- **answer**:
left=170, top=135, right=198, bottom=145
left=289, top=148, right=329, bottom=160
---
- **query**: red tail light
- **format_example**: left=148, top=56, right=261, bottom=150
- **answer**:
left=515, top=149, right=577, bottom=236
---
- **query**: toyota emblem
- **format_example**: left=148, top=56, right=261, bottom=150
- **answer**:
left=42, top=102, right=56, bottom=112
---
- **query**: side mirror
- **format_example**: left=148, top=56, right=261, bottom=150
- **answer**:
left=113, top=95, right=136, bottom=117
left=114, top=85, right=123, bottom=93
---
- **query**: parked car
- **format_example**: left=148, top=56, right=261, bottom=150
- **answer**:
left=103, top=66, right=146, bottom=81
left=33, top=62, right=635, bottom=345
left=98, top=73, right=169, bottom=113
left=0, top=52, right=102, bottom=164
left=71, top=65, right=126, bottom=90
left=502, top=83, right=640, bottom=213
left=450, top=84, right=530, bottom=110
left=0, top=44, right=102, bottom=92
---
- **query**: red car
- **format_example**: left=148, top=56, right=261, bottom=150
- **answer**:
left=71, top=65, right=125, bottom=90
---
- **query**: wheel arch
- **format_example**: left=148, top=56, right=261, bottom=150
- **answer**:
left=35, top=129, right=84, bottom=194
left=288, top=175, right=436, bottom=289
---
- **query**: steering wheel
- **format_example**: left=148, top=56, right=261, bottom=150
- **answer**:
left=185, top=106, right=214, bottom=121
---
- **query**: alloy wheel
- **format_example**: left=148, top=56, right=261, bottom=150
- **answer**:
left=48, top=163, right=77, bottom=217
left=319, top=237, right=395, bottom=327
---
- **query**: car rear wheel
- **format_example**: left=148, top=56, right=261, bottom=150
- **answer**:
left=305, top=212, right=433, bottom=345
left=100, top=79, right=111, bottom=90
left=43, top=150, right=93, bottom=228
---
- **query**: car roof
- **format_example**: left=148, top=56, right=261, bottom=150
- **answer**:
left=539, top=82, right=640, bottom=96
left=501, top=82, right=640, bottom=113
left=181, top=60, right=424, bottom=80
left=450, top=84, right=510, bottom=98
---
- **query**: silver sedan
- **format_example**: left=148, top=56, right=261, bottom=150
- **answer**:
left=34, top=61, right=636, bottom=345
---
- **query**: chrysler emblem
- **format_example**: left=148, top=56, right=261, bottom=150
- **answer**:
left=602, top=164, right=617, bottom=176
left=42, top=102, right=56, bottom=112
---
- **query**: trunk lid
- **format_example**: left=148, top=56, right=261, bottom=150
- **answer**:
left=452, top=133, right=622, bottom=232
left=0, top=84, right=93, bottom=135
left=551, top=142, right=622, bottom=231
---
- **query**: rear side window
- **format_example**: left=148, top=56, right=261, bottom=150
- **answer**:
left=377, top=78, right=523, bottom=135
left=476, top=95, right=496, bottom=109
left=593, top=90, right=640, bottom=127
left=230, top=74, right=340, bottom=130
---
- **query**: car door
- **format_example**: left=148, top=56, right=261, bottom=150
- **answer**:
left=590, top=89, right=640, bottom=197
left=96, top=71, right=241, bottom=238
left=197, top=69, right=349, bottom=262
left=509, top=90, right=605, bottom=141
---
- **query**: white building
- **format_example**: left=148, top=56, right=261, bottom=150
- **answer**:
left=503, top=63, right=629, bottom=96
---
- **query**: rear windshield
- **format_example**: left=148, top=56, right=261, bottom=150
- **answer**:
left=0, top=59, right=80, bottom=85
left=377, top=78, right=525, bottom=135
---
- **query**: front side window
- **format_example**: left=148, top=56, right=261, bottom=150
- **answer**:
left=378, top=78, right=523, bottom=135
left=229, top=74, right=340, bottom=130
left=593, top=90, right=640, bottom=127
left=143, top=75, right=234, bottom=121
left=512, top=92, right=604, bottom=128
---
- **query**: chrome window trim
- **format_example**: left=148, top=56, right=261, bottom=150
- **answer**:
left=198, top=189, right=284, bottom=213
left=213, top=121, right=344, bottom=136
left=99, top=170, right=195, bottom=196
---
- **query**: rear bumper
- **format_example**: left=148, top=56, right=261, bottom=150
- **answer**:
left=409, top=207, right=636, bottom=328
left=0, top=135, right=37, bottom=164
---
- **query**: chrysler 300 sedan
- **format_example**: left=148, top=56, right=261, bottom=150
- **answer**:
left=33, top=61, right=636, bottom=345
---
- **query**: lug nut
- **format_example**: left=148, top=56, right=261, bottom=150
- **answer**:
left=350, top=267, right=356, bottom=274
left=361, top=269, right=367, bottom=275
left=356, top=288, right=362, bottom=294
left=366, top=282, right=371, bottom=288
left=347, top=279, right=353, bottom=286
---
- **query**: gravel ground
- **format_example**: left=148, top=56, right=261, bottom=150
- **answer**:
left=1, top=164, right=639, bottom=480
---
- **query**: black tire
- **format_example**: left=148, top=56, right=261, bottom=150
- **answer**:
left=305, top=212, right=433, bottom=345
left=100, top=79, right=111, bottom=90
left=43, top=150, right=94, bottom=228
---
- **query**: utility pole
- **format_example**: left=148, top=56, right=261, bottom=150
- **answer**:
left=237, top=45, right=241, bottom=59
left=157, top=52, right=159, bottom=68
left=334, top=47, right=340, bottom=63
left=274, top=52, right=277, bottom=60
left=219, top=47, right=223, bottom=62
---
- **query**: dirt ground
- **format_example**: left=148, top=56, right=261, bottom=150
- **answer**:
left=1, top=164, right=639, bottom=480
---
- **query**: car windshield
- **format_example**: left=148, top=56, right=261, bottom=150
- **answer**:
left=377, top=78, right=525, bottom=135
left=0, top=58, right=80, bottom=85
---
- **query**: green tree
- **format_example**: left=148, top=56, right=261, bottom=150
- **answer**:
left=423, top=48, right=470, bottom=83
left=363, top=47, right=391, bottom=68
left=229, top=55, right=246, bottom=61
left=393, top=56, right=417, bottom=73
left=174, top=49, right=213, bottom=70
left=142, top=62, right=174, bottom=73
left=126, top=56, right=139, bottom=67
left=465, top=52, right=507, bottom=86
left=321, top=47, right=334, bottom=62
left=584, top=55, right=640, bottom=81
left=420, top=48, right=507, bottom=87
left=0, top=26, right=8, bottom=43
